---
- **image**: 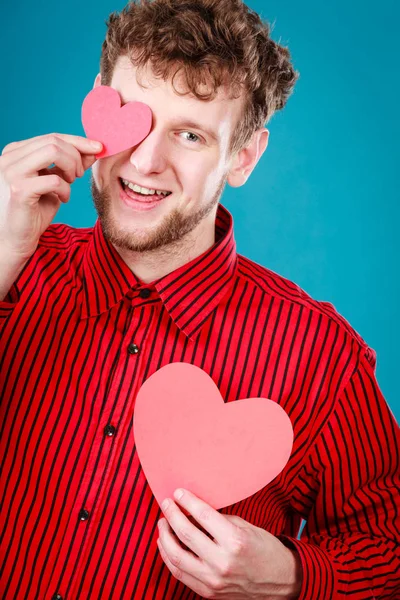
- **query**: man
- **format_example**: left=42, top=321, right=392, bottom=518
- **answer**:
left=0, top=0, right=399, bottom=598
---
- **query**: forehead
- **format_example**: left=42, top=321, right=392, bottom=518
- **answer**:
left=110, top=55, right=244, bottom=143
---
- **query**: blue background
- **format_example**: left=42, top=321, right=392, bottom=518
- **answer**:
left=1, top=0, right=398, bottom=421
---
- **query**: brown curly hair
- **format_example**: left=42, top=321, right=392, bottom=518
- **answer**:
left=100, top=0, right=299, bottom=157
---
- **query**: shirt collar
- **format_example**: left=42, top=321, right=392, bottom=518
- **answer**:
left=79, top=203, right=238, bottom=340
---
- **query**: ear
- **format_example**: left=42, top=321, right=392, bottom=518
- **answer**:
left=227, top=128, right=269, bottom=188
left=93, top=73, right=102, bottom=88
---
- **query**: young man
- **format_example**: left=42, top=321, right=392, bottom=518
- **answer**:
left=0, top=0, right=398, bottom=599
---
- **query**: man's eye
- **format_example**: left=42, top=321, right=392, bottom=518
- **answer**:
left=179, top=131, right=202, bottom=144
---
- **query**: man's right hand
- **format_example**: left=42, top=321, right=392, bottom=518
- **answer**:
left=0, top=133, right=103, bottom=263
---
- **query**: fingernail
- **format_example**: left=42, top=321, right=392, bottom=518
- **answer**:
left=91, top=140, right=102, bottom=149
left=174, top=489, right=184, bottom=500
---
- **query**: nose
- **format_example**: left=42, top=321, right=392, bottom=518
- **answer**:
left=128, top=126, right=167, bottom=177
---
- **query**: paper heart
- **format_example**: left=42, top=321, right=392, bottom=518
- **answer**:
left=81, top=85, right=152, bottom=159
left=134, top=363, right=293, bottom=510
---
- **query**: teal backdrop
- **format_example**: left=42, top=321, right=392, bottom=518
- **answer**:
left=1, top=0, right=398, bottom=423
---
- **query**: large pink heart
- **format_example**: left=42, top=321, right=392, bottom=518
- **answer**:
left=134, top=363, right=294, bottom=510
left=81, top=85, right=152, bottom=159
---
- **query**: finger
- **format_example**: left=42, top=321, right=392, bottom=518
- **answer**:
left=3, top=134, right=92, bottom=179
left=2, top=133, right=102, bottom=157
left=39, top=153, right=97, bottom=181
left=158, top=518, right=205, bottom=579
left=223, top=514, right=247, bottom=527
left=13, top=174, right=71, bottom=204
left=172, top=489, right=240, bottom=548
left=161, top=498, right=221, bottom=564
left=157, top=537, right=214, bottom=598
left=6, top=144, right=81, bottom=185
left=81, top=153, right=99, bottom=172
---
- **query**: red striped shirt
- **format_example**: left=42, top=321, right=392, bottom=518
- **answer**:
left=1, top=203, right=399, bottom=599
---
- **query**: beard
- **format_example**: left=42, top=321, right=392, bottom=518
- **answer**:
left=90, top=174, right=227, bottom=253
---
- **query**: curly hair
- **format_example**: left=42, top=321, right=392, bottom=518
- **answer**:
left=100, top=0, right=299, bottom=157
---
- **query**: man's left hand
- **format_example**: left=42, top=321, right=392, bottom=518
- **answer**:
left=157, top=488, right=303, bottom=599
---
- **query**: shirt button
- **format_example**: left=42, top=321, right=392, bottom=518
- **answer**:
left=104, top=424, right=116, bottom=437
left=128, top=343, right=140, bottom=355
left=78, top=508, right=90, bottom=521
left=52, top=594, right=63, bottom=600
left=139, top=288, right=151, bottom=299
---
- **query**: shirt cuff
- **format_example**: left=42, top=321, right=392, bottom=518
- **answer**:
left=0, top=282, right=20, bottom=318
left=277, top=534, right=337, bottom=600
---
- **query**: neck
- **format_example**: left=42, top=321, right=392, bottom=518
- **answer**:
left=113, top=215, right=217, bottom=284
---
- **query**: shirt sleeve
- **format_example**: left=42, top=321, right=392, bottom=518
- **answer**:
left=278, top=346, right=400, bottom=599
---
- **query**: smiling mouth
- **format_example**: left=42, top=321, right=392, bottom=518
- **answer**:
left=119, top=178, right=172, bottom=198
left=119, top=178, right=173, bottom=203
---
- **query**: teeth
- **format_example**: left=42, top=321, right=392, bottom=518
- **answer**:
left=121, top=179, right=170, bottom=196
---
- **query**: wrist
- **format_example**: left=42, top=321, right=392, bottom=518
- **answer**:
left=271, top=546, right=302, bottom=599
left=285, top=548, right=302, bottom=598
left=0, top=251, right=29, bottom=302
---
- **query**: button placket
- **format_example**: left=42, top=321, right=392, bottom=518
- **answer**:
left=55, top=311, right=150, bottom=599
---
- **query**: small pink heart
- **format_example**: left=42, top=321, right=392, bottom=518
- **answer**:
left=134, top=363, right=294, bottom=510
left=81, top=85, right=152, bottom=159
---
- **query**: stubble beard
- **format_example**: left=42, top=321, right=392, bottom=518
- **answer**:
left=90, top=173, right=227, bottom=253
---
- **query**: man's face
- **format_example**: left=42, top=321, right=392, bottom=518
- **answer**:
left=91, top=56, right=246, bottom=254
